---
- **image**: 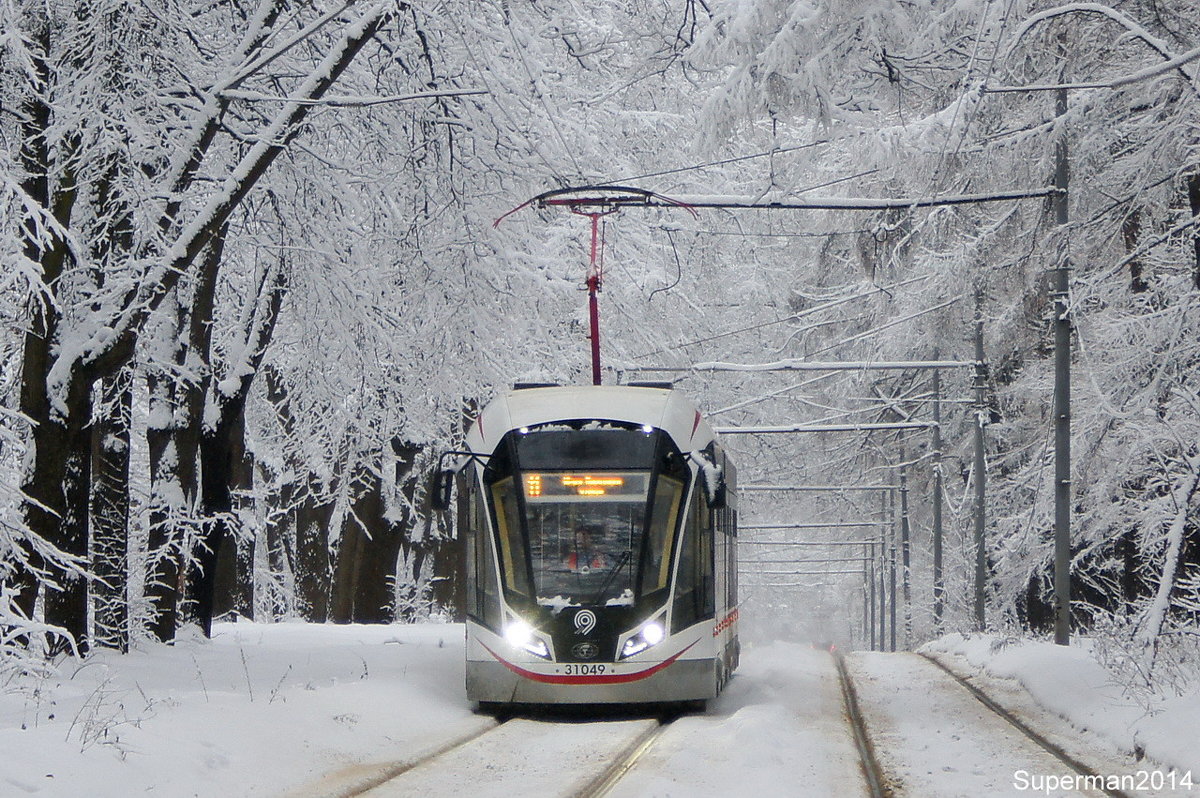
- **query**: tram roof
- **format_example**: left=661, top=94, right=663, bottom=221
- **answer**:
left=466, top=385, right=717, bottom=454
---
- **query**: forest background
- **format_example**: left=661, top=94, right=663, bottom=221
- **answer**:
left=2, top=0, right=1198, bottom=698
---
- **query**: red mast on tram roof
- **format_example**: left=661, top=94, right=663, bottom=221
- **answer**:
left=494, top=185, right=696, bottom=386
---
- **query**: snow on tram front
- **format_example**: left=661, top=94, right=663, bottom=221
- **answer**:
left=433, top=383, right=739, bottom=708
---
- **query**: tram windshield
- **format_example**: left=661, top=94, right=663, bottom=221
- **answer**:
left=485, top=427, right=688, bottom=609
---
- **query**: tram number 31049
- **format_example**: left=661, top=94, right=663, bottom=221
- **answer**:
left=560, top=663, right=608, bottom=676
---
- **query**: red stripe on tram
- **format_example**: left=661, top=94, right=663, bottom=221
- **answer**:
left=482, top=641, right=697, bottom=685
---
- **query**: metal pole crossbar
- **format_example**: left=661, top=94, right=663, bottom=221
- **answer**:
left=652, top=189, right=1060, bottom=210
left=633, top=359, right=976, bottom=373
left=741, top=521, right=888, bottom=530
left=740, top=540, right=882, bottom=546
left=741, top=557, right=866, bottom=565
left=741, top=484, right=900, bottom=491
left=744, top=569, right=866, bottom=576
left=717, top=421, right=937, bottom=434
left=747, top=569, right=864, bottom=575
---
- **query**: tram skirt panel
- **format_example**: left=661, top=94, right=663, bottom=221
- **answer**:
left=466, top=622, right=718, bottom=704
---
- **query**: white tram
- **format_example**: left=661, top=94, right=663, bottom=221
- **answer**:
left=435, top=383, right=739, bottom=708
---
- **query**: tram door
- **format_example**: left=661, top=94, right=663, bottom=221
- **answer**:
left=461, top=473, right=501, bottom=632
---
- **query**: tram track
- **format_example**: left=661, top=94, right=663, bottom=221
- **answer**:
left=833, top=652, right=893, bottom=798
left=286, top=717, right=503, bottom=798
left=299, top=648, right=1138, bottom=798
left=919, top=653, right=1134, bottom=798
left=301, top=710, right=675, bottom=798
left=837, top=650, right=1141, bottom=798
left=570, top=716, right=672, bottom=798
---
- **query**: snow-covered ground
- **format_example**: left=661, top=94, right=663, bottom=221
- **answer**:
left=1, top=622, right=1197, bottom=797
left=1, top=623, right=480, bottom=797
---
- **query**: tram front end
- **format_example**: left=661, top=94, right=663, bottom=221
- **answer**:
left=443, top=386, right=734, bottom=707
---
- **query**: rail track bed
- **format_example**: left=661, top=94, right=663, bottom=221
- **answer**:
left=287, top=645, right=1158, bottom=798
left=841, top=652, right=1145, bottom=797
left=299, top=713, right=671, bottom=798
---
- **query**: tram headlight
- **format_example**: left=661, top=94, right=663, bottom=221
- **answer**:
left=620, top=621, right=665, bottom=659
left=504, top=620, right=550, bottom=659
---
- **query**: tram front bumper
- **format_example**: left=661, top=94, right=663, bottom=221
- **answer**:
left=466, top=655, right=716, bottom=704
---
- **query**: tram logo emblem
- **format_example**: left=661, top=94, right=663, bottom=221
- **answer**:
left=573, top=609, right=597, bottom=635
left=571, top=642, right=599, bottom=660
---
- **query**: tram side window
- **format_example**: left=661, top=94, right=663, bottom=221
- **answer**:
left=643, top=476, right=683, bottom=596
left=467, top=479, right=501, bottom=630
left=714, top=507, right=726, bottom=614
left=490, top=477, right=532, bottom=598
left=727, top=508, right=738, bottom=611
left=700, top=498, right=714, bottom=617
left=671, top=488, right=715, bottom=633
left=465, top=480, right=478, bottom=618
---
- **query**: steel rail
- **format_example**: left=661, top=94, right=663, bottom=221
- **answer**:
left=833, top=652, right=892, bottom=798
left=572, top=718, right=673, bottom=798
left=315, top=717, right=503, bottom=797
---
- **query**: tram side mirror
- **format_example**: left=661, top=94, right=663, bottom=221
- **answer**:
left=430, top=469, right=455, bottom=512
left=705, top=472, right=724, bottom=511
left=701, top=467, right=727, bottom=510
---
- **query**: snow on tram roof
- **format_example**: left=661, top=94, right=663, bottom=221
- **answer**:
left=467, top=384, right=717, bottom=453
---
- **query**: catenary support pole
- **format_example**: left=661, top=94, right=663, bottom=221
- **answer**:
left=973, top=293, right=988, bottom=630
left=889, top=485, right=898, bottom=652
left=868, top=541, right=877, bottom=651
left=1053, top=85, right=1072, bottom=646
left=862, top=576, right=869, bottom=648
left=900, top=462, right=912, bottom=648
left=879, top=494, right=887, bottom=651
left=932, top=364, right=944, bottom=630
left=586, top=213, right=603, bottom=385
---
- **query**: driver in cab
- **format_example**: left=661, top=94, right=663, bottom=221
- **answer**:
left=566, top=525, right=609, bottom=573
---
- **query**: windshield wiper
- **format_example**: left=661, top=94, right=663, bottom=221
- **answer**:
left=589, top=550, right=631, bottom=606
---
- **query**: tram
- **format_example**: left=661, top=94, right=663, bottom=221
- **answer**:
left=433, top=383, right=739, bottom=707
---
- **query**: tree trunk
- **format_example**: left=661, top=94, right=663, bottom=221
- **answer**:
left=12, top=25, right=93, bottom=653
left=264, top=478, right=295, bottom=620
left=431, top=537, right=464, bottom=621
left=213, top=408, right=255, bottom=621
left=329, top=496, right=365, bottom=624
left=1123, top=211, right=1149, bottom=293
left=296, top=485, right=335, bottom=622
left=193, top=263, right=287, bottom=635
left=355, top=474, right=401, bottom=624
left=20, top=286, right=94, bottom=653
left=90, top=368, right=133, bottom=651
left=194, top=402, right=247, bottom=637
left=392, top=440, right=438, bottom=621
left=1189, top=172, right=1200, bottom=290
left=144, top=289, right=202, bottom=643
left=264, top=366, right=332, bottom=621
left=28, top=393, right=94, bottom=656
left=329, top=464, right=401, bottom=624
left=1137, top=462, right=1200, bottom=653
left=144, top=414, right=183, bottom=640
